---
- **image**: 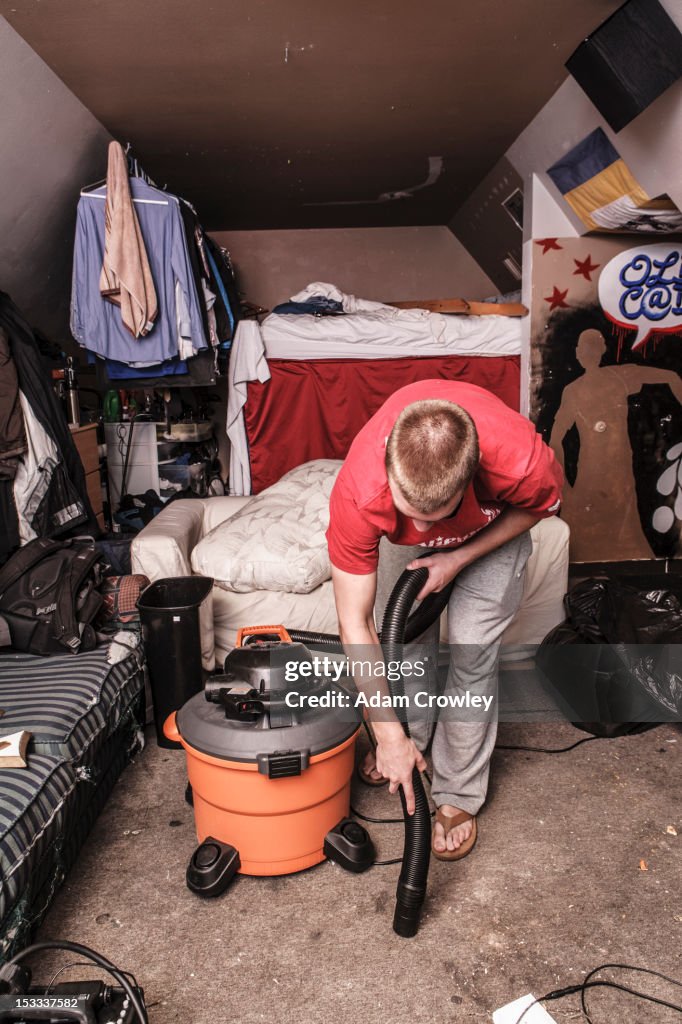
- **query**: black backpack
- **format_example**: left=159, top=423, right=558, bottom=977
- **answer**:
left=0, top=537, right=105, bottom=656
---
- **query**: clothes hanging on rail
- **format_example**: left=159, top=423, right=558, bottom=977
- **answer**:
left=72, top=177, right=207, bottom=366
left=70, top=144, right=240, bottom=387
left=178, top=201, right=212, bottom=344
left=204, top=236, right=240, bottom=345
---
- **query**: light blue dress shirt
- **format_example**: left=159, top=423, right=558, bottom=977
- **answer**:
left=70, top=179, right=207, bottom=366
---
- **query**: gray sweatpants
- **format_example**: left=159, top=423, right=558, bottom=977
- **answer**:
left=375, top=531, right=532, bottom=815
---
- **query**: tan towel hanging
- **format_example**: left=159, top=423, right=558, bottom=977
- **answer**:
left=99, top=141, right=158, bottom=338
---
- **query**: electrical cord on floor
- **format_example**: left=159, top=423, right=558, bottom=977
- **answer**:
left=45, top=960, right=98, bottom=991
left=351, top=806, right=404, bottom=825
left=495, top=735, right=602, bottom=754
left=45, top=962, right=140, bottom=995
left=2, top=940, right=148, bottom=1024
left=512, top=962, right=682, bottom=1024
left=580, top=963, right=682, bottom=1024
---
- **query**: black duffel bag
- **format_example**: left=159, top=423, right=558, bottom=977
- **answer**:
left=0, top=537, right=105, bottom=655
left=536, top=576, right=682, bottom=737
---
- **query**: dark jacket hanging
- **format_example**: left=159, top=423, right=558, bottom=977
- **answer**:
left=0, top=292, right=98, bottom=563
left=0, top=325, right=26, bottom=479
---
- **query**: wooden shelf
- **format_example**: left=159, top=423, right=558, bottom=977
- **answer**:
left=70, top=422, right=105, bottom=530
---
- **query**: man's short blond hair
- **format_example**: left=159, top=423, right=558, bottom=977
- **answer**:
left=385, top=399, right=479, bottom=515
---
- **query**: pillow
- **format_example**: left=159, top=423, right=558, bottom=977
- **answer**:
left=191, top=460, right=342, bottom=593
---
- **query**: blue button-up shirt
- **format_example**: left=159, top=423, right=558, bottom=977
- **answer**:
left=71, top=179, right=207, bottom=366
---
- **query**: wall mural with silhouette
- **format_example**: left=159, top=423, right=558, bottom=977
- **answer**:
left=530, top=236, right=682, bottom=562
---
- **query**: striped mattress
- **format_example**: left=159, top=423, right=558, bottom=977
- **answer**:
left=0, top=641, right=145, bottom=960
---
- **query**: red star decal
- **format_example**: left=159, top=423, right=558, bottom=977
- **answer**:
left=535, top=238, right=563, bottom=255
left=573, top=254, right=600, bottom=281
left=544, top=286, right=570, bottom=311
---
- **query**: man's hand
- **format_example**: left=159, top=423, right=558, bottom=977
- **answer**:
left=374, top=726, right=427, bottom=814
left=406, top=549, right=468, bottom=600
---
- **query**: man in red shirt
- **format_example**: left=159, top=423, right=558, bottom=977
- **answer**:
left=326, top=380, right=563, bottom=860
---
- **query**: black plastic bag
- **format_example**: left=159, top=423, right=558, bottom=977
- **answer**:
left=537, top=576, right=682, bottom=737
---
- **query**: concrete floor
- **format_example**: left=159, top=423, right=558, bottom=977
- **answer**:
left=31, top=711, right=681, bottom=1024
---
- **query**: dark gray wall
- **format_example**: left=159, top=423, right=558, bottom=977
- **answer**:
left=448, top=156, right=524, bottom=294
left=0, top=16, right=111, bottom=344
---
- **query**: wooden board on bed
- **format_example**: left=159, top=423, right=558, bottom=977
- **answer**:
left=389, top=298, right=528, bottom=317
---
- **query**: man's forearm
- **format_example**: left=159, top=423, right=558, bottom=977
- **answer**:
left=338, top=622, right=403, bottom=735
left=455, top=505, right=543, bottom=569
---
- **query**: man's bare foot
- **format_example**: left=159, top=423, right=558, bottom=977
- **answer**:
left=359, top=749, right=384, bottom=783
left=433, top=804, right=474, bottom=853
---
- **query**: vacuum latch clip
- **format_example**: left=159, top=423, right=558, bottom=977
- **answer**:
left=257, top=749, right=310, bottom=778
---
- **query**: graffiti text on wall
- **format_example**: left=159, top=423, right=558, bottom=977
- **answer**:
left=599, top=244, right=682, bottom=350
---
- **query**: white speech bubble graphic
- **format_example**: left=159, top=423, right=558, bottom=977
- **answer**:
left=598, top=243, right=682, bottom=350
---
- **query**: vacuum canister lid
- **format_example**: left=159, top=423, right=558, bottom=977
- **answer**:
left=176, top=633, right=359, bottom=763
left=176, top=683, right=359, bottom=762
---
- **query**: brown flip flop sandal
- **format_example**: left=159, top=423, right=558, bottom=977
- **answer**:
left=357, top=763, right=389, bottom=787
left=432, top=808, right=477, bottom=861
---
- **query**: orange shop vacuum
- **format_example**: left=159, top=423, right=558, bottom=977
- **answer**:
left=164, top=625, right=375, bottom=894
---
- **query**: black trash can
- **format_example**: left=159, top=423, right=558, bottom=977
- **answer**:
left=138, top=576, right=215, bottom=747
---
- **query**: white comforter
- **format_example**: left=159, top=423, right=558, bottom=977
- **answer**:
left=262, top=281, right=522, bottom=360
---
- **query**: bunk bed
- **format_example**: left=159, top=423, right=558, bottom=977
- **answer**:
left=227, top=284, right=525, bottom=495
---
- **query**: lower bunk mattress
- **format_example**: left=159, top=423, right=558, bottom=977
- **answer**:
left=0, top=640, right=145, bottom=962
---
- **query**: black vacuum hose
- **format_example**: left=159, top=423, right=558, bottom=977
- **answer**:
left=286, top=629, right=345, bottom=653
left=288, top=562, right=454, bottom=650
left=380, top=565, right=434, bottom=938
left=289, top=555, right=457, bottom=938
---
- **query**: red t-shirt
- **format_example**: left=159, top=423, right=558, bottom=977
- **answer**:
left=326, top=380, right=563, bottom=575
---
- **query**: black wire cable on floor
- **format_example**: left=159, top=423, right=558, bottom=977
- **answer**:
left=512, top=962, right=682, bottom=1024
left=2, top=940, right=147, bottom=1024
left=580, top=963, right=682, bottom=1024
left=45, top=960, right=100, bottom=992
left=495, top=735, right=602, bottom=754
left=351, top=806, right=405, bottom=825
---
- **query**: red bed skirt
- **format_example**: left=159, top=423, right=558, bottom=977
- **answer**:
left=243, top=355, right=520, bottom=493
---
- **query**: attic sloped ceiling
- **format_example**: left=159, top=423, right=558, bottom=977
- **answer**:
left=1, top=0, right=622, bottom=229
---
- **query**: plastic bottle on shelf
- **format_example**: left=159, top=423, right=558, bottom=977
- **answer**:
left=103, top=389, right=121, bottom=423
